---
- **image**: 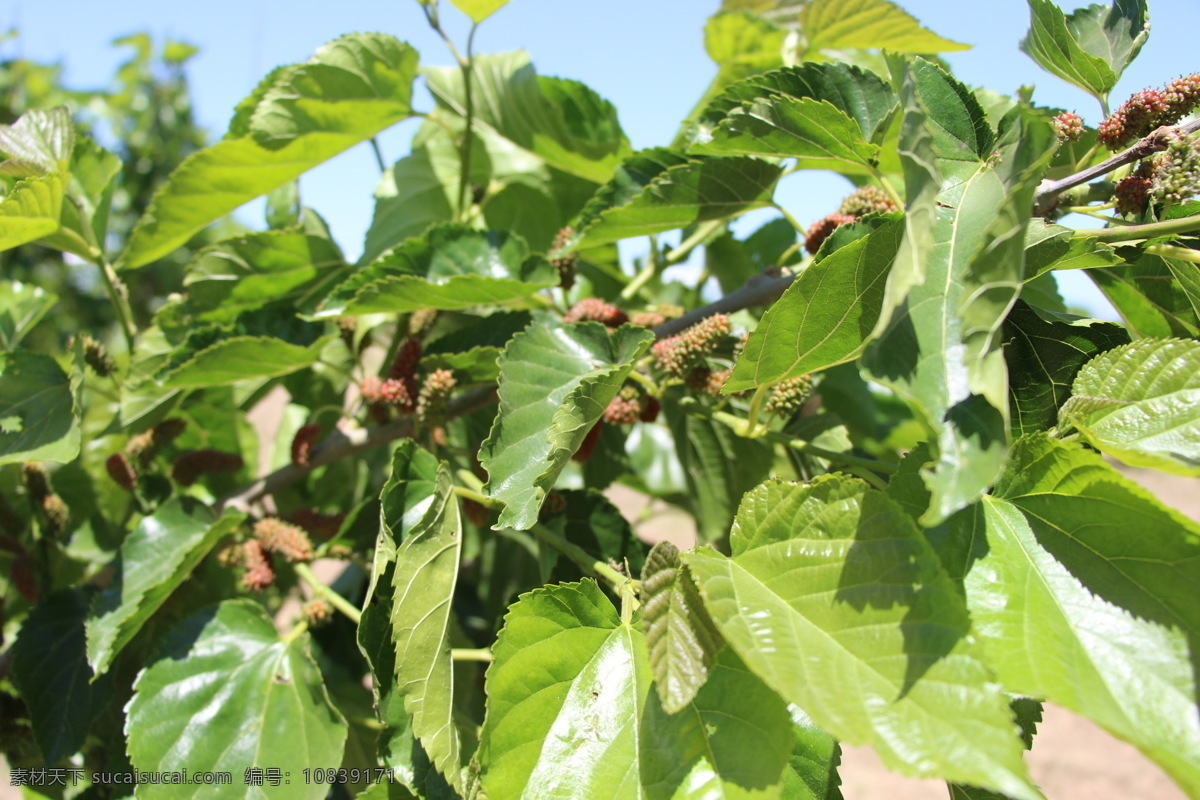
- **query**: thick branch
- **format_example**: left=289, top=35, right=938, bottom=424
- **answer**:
left=217, top=386, right=497, bottom=513
left=1033, top=120, right=1200, bottom=215
left=651, top=271, right=795, bottom=339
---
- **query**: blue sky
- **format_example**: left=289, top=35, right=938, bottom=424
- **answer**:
left=5, top=0, right=1198, bottom=315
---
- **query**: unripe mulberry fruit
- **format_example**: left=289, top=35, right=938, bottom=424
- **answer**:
left=74, top=335, right=116, bottom=377
left=379, top=378, right=415, bottom=412
left=171, top=449, right=244, bottom=487
left=1152, top=130, right=1200, bottom=206
left=564, top=298, right=629, bottom=327
left=41, top=494, right=68, bottom=537
left=705, top=368, right=732, bottom=396
left=417, top=369, right=457, bottom=425
left=1098, top=88, right=1169, bottom=150
left=407, top=309, right=438, bottom=340
left=838, top=186, right=899, bottom=218
left=540, top=492, right=567, bottom=520
left=764, top=375, right=814, bottom=417
left=390, top=338, right=423, bottom=381
left=805, top=213, right=856, bottom=254
left=126, top=418, right=186, bottom=465
left=1163, top=73, right=1200, bottom=124
left=651, top=314, right=732, bottom=376
left=573, top=423, right=602, bottom=462
left=241, top=539, right=275, bottom=591
left=1053, top=111, right=1084, bottom=143
left=631, top=311, right=667, bottom=328
left=1114, top=171, right=1153, bottom=215
left=303, top=598, right=333, bottom=627
left=603, top=387, right=643, bottom=424
left=462, top=499, right=490, bottom=528
left=550, top=227, right=578, bottom=291
left=106, top=453, right=138, bottom=491
left=291, top=424, right=321, bottom=467
left=21, top=463, right=50, bottom=503
left=335, top=316, right=357, bottom=350
left=253, top=517, right=314, bottom=563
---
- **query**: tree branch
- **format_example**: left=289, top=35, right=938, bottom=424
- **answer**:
left=651, top=270, right=795, bottom=339
left=217, top=386, right=497, bottom=514
left=1033, top=120, right=1200, bottom=215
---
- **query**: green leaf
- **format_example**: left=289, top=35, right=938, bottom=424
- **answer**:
left=159, top=334, right=335, bottom=389
left=1022, top=220, right=1121, bottom=279
left=119, top=34, right=419, bottom=269
left=0, top=281, right=56, bottom=351
left=0, top=106, right=74, bottom=173
left=799, top=0, right=970, bottom=54
left=781, top=706, right=843, bottom=800
left=957, top=434, right=1200, bottom=796
left=0, top=348, right=80, bottom=465
left=448, top=0, right=510, bottom=22
left=576, top=148, right=691, bottom=234
left=479, top=581, right=793, bottom=799
left=0, top=172, right=65, bottom=252
left=1002, top=300, right=1130, bottom=437
left=179, top=232, right=347, bottom=324
left=367, top=441, right=465, bottom=789
left=127, top=600, right=348, bottom=800
left=539, top=489, right=648, bottom=583
left=320, top=226, right=556, bottom=317
left=579, top=155, right=781, bottom=247
left=479, top=581, right=648, bottom=798
left=665, top=396, right=774, bottom=544
left=705, top=11, right=787, bottom=71
left=1020, top=0, right=1147, bottom=101
left=11, top=589, right=111, bottom=763
left=1059, top=338, right=1200, bottom=474
left=701, top=63, right=898, bottom=147
left=638, top=541, right=724, bottom=714
left=639, top=647, right=794, bottom=800
left=425, top=52, right=630, bottom=184
left=86, top=500, right=244, bottom=677
left=704, top=217, right=797, bottom=295
left=683, top=477, right=1039, bottom=799
left=1091, top=254, right=1200, bottom=338
left=862, top=67, right=1057, bottom=524
left=360, top=139, right=459, bottom=265
left=480, top=320, right=653, bottom=530
left=727, top=218, right=903, bottom=393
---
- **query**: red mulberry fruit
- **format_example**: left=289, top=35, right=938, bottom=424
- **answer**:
left=565, top=298, right=629, bottom=327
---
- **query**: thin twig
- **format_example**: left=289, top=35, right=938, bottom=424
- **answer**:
left=294, top=562, right=362, bottom=624
left=217, top=386, right=497, bottom=513
left=1033, top=119, right=1200, bottom=214
left=651, top=271, right=795, bottom=339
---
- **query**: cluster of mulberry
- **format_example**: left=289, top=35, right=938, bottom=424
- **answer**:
left=651, top=314, right=732, bottom=376
left=564, top=298, right=629, bottom=327
left=125, top=418, right=186, bottom=465
left=1152, top=130, right=1200, bottom=206
left=1053, top=111, right=1084, bottom=144
left=764, top=375, right=814, bottom=417
left=417, top=369, right=457, bottom=425
left=550, top=227, right=578, bottom=291
left=106, top=453, right=138, bottom=491
left=603, top=386, right=659, bottom=424
left=291, top=424, right=321, bottom=467
left=303, top=598, right=333, bottom=627
left=171, top=449, right=244, bottom=486
left=837, top=186, right=900, bottom=218
left=805, top=213, right=856, bottom=254
left=407, top=309, right=438, bottom=340
left=1098, top=74, right=1200, bottom=150
left=241, top=539, right=275, bottom=591
left=1114, top=162, right=1155, bottom=215
left=21, top=463, right=67, bottom=537
left=73, top=335, right=116, bottom=377
left=253, top=517, right=314, bottom=563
